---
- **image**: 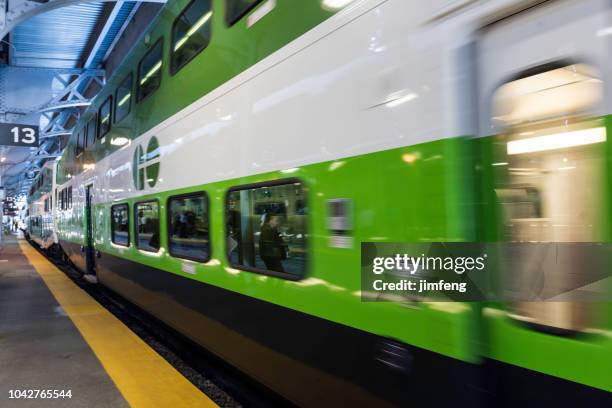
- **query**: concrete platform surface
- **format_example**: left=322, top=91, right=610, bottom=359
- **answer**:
left=0, top=235, right=216, bottom=407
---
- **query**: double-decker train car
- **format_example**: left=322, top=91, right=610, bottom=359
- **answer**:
left=34, top=0, right=611, bottom=406
left=26, top=161, right=57, bottom=249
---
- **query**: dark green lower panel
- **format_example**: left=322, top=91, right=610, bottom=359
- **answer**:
left=95, top=251, right=481, bottom=407
left=88, top=250, right=610, bottom=407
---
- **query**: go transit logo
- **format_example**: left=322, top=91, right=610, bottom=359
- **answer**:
left=133, top=136, right=160, bottom=190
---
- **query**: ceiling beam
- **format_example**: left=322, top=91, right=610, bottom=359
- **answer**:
left=0, top=0, right=166, bottom=42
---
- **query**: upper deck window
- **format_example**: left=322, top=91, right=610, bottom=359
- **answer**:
left=225, top=0, right=263, bottom=26
left=115, top=74, right=133, bottom=123
left=98, top=96, right=112, bottom=138
left=75, top=129, right=84, bottom=156
left=171, top=0, right=212, bottom=74
left=86, top=115, right=97, bottom=148
left=137, top=39, right=163, bottom=102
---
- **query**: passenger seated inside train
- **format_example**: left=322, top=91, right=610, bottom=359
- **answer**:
left=226, top=181, right=307, bottom=277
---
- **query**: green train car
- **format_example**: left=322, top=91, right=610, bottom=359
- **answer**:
left=28, top=0, right=611, bottom=406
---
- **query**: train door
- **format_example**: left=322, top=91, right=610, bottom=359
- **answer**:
left=477, top=0, right=610, bottom=332
left=474, top=0, right=612, bottom=401
left=84, top=184, right=96, bottom=279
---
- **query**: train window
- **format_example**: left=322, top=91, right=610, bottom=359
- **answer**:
left=168, top=193, right=210, bottom=262
left=80, top=129, right=85, bottom=154
left=137, top=38, right=163, bottom=102
left=68, top=187, right=72, bottom=209
left=98, top=96, right=112, bottom=138
left=135, top=200, right=160, bottom=252
left=111, top=204, right=130, bottom=247
left=86, top=115, right=97, bottom=148
left=171, top=0, right=212, bottom=75
left=226, top=180, right=307, bottom=279
left=115, top=74, right=132, bottom=123
left=80, top=128, right=85, bottom=152
left=75, top=129, right=83, bottom=156
left=83, top=125, right=89, bottom=149
left=74, top=132, right=81, bottom=157
left=225, top=0, right=263, bottom=26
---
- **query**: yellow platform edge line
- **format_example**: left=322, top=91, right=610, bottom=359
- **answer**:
left=19, top=240, right=217, bottom=408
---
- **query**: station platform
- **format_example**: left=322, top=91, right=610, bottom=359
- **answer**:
left=0, top=235, right=216, bottom=407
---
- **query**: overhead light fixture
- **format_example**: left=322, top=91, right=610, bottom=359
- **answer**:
left=0, top=157, right=5, bottom=162
left=322, top=0, right=355, bottom=10
left=493, top=64, right=602, bottom=126
left=507, top=127, right=606, bottom=155
left=111, top=137, right=129, bottom=146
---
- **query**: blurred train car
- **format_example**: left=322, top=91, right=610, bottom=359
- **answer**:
left=26, top=161, right=57, bottom=250
left=28, top=0, right=612, bottom=406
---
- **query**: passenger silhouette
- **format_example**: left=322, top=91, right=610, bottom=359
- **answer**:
left=259, top=213, right=287, bottom=273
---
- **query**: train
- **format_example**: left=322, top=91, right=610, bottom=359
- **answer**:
left=25, top=0, right=612, bottom=406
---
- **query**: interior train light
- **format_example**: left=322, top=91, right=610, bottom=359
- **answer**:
left=493, top=64, right=602, bottom=126
left=174, top=11, right=212, bottom=52
left=507, top=127, right=606, bottom=155
left=117, top=93, right=131, bottom=107
left=140, top=61, right=162, bottom=85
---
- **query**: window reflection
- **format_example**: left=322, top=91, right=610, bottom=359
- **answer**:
left=111, top=204, right=129, bottom=246
left=227, top=181, right=307, bottom=277
left=168, top=193, right=210, bottom=261
left=136, top=201, right=160, bottom=252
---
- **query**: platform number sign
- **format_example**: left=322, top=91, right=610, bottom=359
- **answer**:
left=0, top=124, right=39, bottom=147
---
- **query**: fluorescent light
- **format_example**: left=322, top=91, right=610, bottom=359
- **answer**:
left=111, top=137, right=129, bottom=146
left=140, top=61, right=162, bottom=86
left=174, top=11, right=213, bottom=52
left=507, top=127, right=606, bottom=155
left=322, top=0, right=354, bottom=10
left=492, top=162, right=508, bottom=166
left=386, top=93, right=418, bottom=108
left=0, top=157, right=5, bottom=162
left=117, top=93, right=131, bottom=107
